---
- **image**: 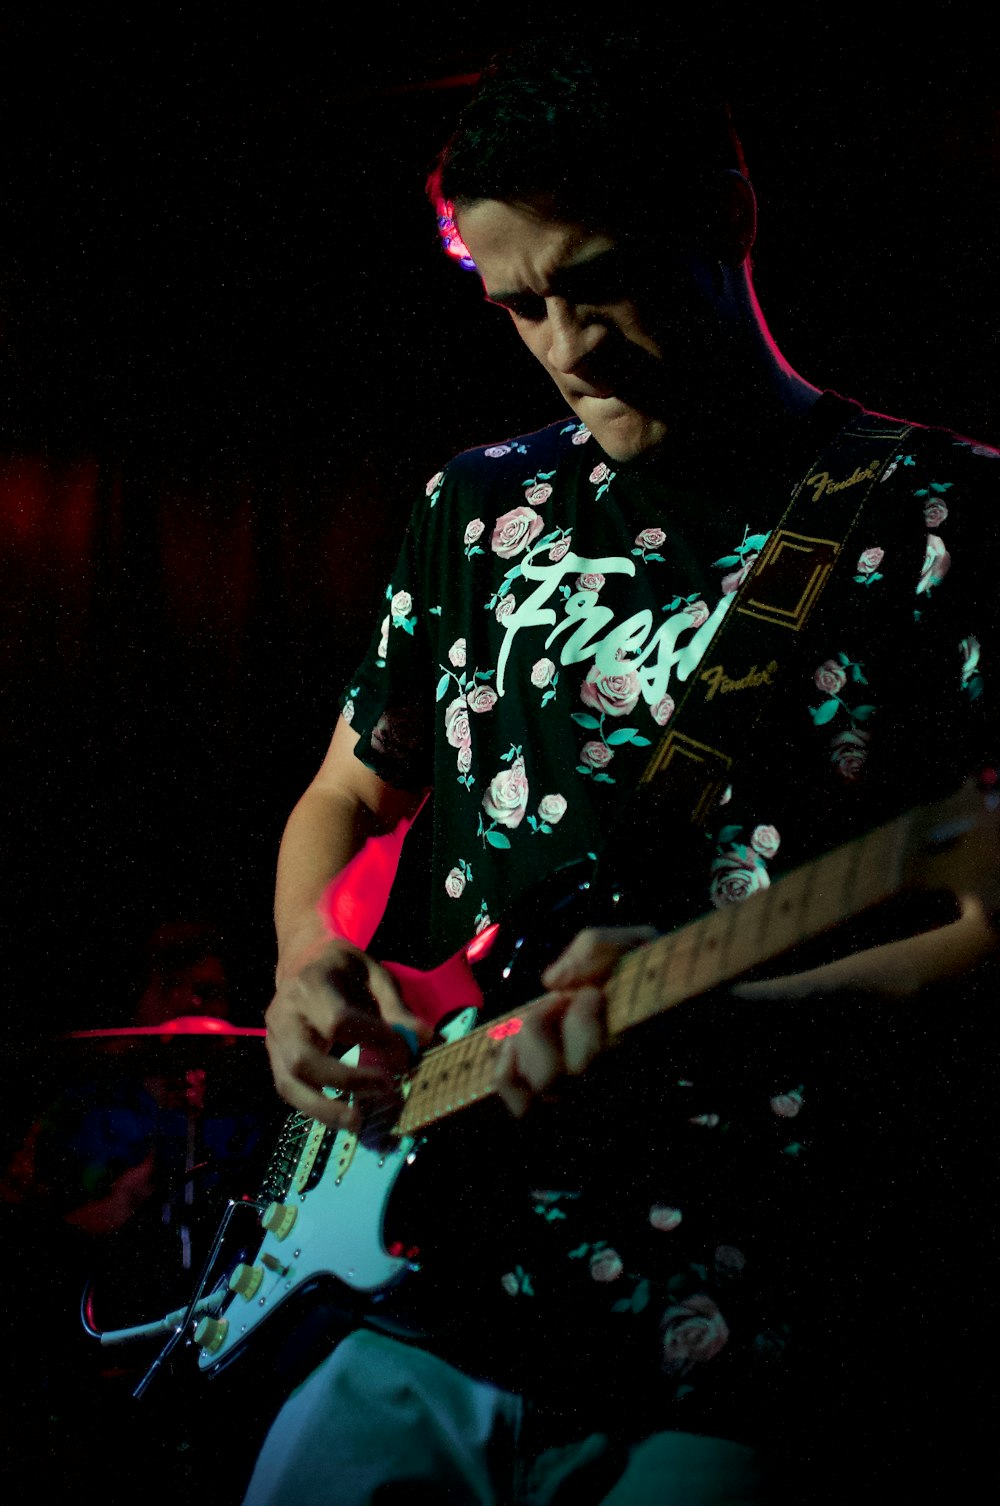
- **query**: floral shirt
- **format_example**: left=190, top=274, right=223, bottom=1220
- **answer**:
left=341, top=394, right=999, bottom=1442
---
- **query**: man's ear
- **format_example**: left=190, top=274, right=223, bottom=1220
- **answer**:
left=712, top=169, right=757, bottom=266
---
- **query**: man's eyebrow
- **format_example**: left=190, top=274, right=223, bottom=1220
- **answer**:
left=485, top=247, right=624, bottom=308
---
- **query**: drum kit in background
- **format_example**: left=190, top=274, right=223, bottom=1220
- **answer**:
left=1, top=1013, right=278, bottom=1347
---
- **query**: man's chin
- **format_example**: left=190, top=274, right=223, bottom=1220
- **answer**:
left=576, top=398, right=669, bottom=462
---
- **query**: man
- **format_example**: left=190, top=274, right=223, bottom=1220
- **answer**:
left=253, top=35, right=999, bottom=1504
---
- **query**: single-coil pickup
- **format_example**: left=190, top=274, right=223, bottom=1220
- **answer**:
left=290, top=1118, right=352, bottom=1194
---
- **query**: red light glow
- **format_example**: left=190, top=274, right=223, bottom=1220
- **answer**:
left=487, top=1017, right=522, bottom=1041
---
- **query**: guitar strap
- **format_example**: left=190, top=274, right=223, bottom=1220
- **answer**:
left=619, top=408, right=916, bottom=840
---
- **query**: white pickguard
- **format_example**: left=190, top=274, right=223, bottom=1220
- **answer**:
left=199, top=1015, right=478, bottom=1371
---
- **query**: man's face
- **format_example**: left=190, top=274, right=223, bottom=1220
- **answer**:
left=456, top=197, right=707, bottom=462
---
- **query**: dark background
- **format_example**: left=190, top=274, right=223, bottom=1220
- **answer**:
left=2, top=8, right=999, bottom=1039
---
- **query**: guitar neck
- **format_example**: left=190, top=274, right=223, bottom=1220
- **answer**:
left=393, top=808, right=914, bottom=1138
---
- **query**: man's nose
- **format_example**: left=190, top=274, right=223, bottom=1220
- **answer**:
left=545, top=298, right=604, bottom=375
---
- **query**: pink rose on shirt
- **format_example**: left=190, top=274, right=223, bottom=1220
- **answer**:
left=650, top=695, right=675, bottom=727
left=537, top=794, right=567, bottom=825
left=575, top=572, right=605, bottom=593
left=531, top=658, right=556, bottom=688
left=466, top=685, right=498, bottom=714
left=483, top=757, right=529, bottom=828
left=750, top=824, right=780, bottom=860
left=814, top=659, right=846, bottom=696
left=448, top=639, right=467, bottom=667
left=831, top=728, right=870, bottom=780
left=635, top=527, right=666, bottom=551
left=444, top=697, right=470, bottom=750
left=589, top=463, right=609, bottom=484
left=464, top=518, right=485, bottom=546
left=425, top=470, right=444, bottom=496
left=525, top=483, right=552, bottom=505
left=491, top=505, right=544, bottom=560
left=709, top=852, right=769, bottom=908
left=581, top=740, right=613, bottom=770
left=721, top=555, right=758, bottom=594
left=548, top=536, right=572, bottom=562
left=923, top=500, right=948, bottom=529
left=444, top=867, right=466, bottom=899
left=855, top=546, right=884, bottom=576
left=660, top=1294, right=729, bottom=1376
left=496, top=595, right=517, bottom=622
left=580, top=665, right=641, bottom=717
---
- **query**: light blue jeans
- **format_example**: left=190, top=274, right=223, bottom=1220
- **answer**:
left=241, top=1330, right=768, bottom=1505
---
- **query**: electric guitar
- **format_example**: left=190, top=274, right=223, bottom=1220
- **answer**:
left=189, top=775, right=1000, bottom=1377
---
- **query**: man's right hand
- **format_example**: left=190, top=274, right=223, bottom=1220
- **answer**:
left=265, top=937, right=431, bottom=1130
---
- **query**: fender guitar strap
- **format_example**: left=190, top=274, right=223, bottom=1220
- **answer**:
left=618, top=409, right=916, bottom=843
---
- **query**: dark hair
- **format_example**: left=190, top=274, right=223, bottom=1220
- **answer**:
left=428, top=32, right=747, bottom=251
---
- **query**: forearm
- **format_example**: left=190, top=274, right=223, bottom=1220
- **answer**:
left=274, top=785, right=385, bottom=981
left=732, top=893, right=1000, bottom=1004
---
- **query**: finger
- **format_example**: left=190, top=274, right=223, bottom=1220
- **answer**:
left=561, top=985, right=606, bottom=1075
left=493, top=1037, right=534, bottom=1119
left=541, top=926, right=658, bottom=989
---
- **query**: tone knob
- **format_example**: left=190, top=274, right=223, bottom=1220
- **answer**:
left=194, top=1316, right=229, bottom=1354
left=262, top=1202, right=298, bottom=1240
left=228, top=1263, right=264, bottom=1301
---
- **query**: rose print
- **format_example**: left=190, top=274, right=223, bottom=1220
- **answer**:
left=923, top=500, right=948, bottom=528
left=650, top=695, right=675, bottom=727
left=525, top=482, right=552, bottom=505
left=491, top=505, right=544, bottom=560
left=484, top=445, right=511, bottom=458
left=456, top=743, right=472, bottom=775
left=660, top=1294, right=730, bottom=1376
left=814, top=659, right=846, bottom=696
left=636, top=527, right=666, bottom=550
left=464, top=518, right=485, bottom=545
left=466, top=684, right=498, bottom=714
left=709, top=852, right=770, bottom=908
left=721, top=555, right=758, bottom=594
left=580, top=740, right=613, bottom=770
left=649, top=1205, right=683, bottom=1232
left=830, top=727, right=870, bottom=780
left=496, top=595, right=517, bottom=622
left=531, top=658, right=556, bottom=689
left=580, top=665, right=641, bottom=718
left=750, top=824, right=780, bottom=860
left=377, top=615, right=389, bottom=659
left=854, top=546, right=885, bottom=585
left=589, top=463, right=609, bottom=484
left=537, top=794, right=567, bottom=825
left=684, top=599, right=709, bottom=628
left=770, top=1087, right=804, bottom=1118
left=482, top=757, right=529, bottom=829
left=589, top=1248, right=624, bottom=1283
left=633, top=526, right=666, bottom=562
left=444, top=867, right=466, bottom=899
left=575, top=572, right=605, bottom=593
left=548, top=536, right=572, bottom=562
left=425, top=470, right=444, bottom=496
left=448, top=639, right=466, bottom=667
left=342, top=699, right=355, bottom=725
left=444, top=697, right=470, bottom=751
left=571, top=426, right=591, bottom=445
left=390, top=590, right=412, bottom=619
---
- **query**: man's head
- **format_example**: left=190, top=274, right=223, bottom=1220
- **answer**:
left=429, top=34, right=760, bottom=460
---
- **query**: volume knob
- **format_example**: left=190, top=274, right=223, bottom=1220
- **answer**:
left=194, top=1316, right=229, bottom=1355
left=228, top=1263, right=264, bottom=1301
left=262, top=1202, right=298, bottom=1240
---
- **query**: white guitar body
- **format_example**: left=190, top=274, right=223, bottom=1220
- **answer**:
left=198, top=1011, right=479, bottom=1373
